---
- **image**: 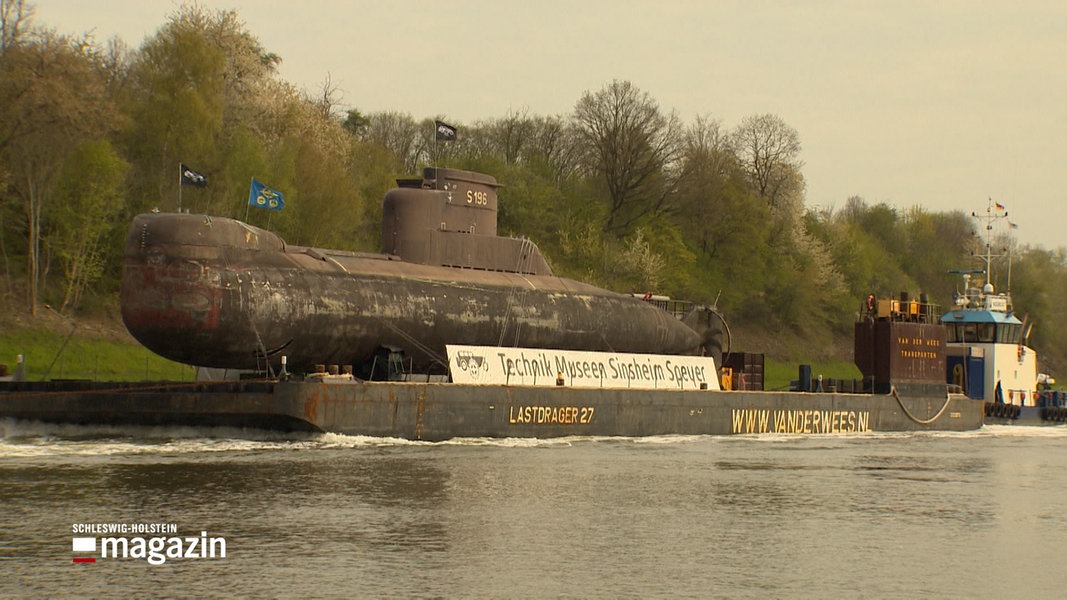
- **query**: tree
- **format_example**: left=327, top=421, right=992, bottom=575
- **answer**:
left=526, top=115, right=581, bottom=186
left=573, top=80, right=683, bottom=233
left=807, top=199, right=913, bottom=300
left=1012, top=247, right=1067, bottom=374
left=0, top=26, right=116, bottom=314
left=309, top=73, right=344, bottom=121
left=0, top=0, right=31, bottom=52
left=900, top=207, right=972, bottom=303
left=50, top=140, right=128, bottom=312
left=676, top=117, right=751, bottom=257
left=360, top=111, right=423, bottom=174
left=0, top=0, right=32, bottom=302
left=343, top=108, right=369, bottom=136
left=121, top=5, right=281, bottom=215
left=733, top=113, right=804, bottom=214
left=122, top=7, right=226, bottom=212
left=478, top=109, right=534, bottom=166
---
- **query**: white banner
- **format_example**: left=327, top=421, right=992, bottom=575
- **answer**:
left=446, top=345, right=720, bottom=390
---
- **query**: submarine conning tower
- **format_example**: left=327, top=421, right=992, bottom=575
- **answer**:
left=381, top=167, right=553, bottom=275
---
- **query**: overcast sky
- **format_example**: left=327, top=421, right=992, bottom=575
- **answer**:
left=32, top=0, right=1067, bottom=250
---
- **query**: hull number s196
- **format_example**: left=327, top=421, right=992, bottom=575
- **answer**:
left=467, top=190, right=489, bottom=205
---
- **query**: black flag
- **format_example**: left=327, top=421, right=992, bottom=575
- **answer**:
left=435, top=121, right=457, bottom=141
left=180, top=163, right=207, bottom=187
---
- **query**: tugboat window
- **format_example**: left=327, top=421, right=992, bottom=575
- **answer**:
left=978, top=324, right=995, bottom=342
left=948, top=324, right=964, bottom=343
left=998, top=324, right=1019, bottom=344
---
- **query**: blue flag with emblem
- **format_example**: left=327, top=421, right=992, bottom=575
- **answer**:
left=248, top=178, right=285, bottom=211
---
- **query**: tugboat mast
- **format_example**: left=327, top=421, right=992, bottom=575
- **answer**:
left=969, top=198, right=1014, bottom=312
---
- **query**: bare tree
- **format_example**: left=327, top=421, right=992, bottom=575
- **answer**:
left=310, top=72, right=344, bottom=121
left=361, top=111, right=422, bottom=173
left=528, top=115, right=581, bottom=185
left=681, top=115, right=736, bottom=189
left=477, top=109, right=533, bottom=166
left=573, top=80, right=683, bottom=233
left=732, top=113, right=804, bottom=212
left=675, top=116, right=750, bottom=258
left=0, top=0, right=31, bottom=52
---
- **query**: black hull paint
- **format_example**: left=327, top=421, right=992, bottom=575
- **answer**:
left=982, top=403, right=1067, bottom=426
left=1, top=380, right=984, bottom=440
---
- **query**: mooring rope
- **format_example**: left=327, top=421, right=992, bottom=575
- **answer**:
left=891, top=386, right=953, bottom=424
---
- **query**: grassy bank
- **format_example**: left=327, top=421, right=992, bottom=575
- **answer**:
left=763, top=359, right=862, bottom=391
left=0, top=322, right=194, bottom=382
left=0, top=323, right=860, bottom=388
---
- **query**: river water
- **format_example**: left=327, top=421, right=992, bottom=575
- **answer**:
left=1, top=420, right=1066, bottom=599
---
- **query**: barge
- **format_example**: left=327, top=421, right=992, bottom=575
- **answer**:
left=0, top=168, right=986, bottom=438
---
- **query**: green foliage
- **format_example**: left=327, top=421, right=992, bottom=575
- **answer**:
left=212, top=124, right=268, bottom=217
left=807, top=202, right=912, bottom=299
left=284, top=134, right=361, bottom=248
left=121, top=7, right=227, bottom=214
left=5, top=1, right=1067, bottom=380
left=49, top=140, right=129, bottom=312
left=0, top=23, right=117, bottom=314
left=0, top=325, right=193, bottom=381
left=1011, top=247, right=1067, bottom=375
left=764, top=358, right=862, bottom=391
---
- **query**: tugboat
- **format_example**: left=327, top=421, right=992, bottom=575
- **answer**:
left=942, top=200, right=1067, bottom=424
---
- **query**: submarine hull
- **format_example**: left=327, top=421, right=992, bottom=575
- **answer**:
left=120, top=213, right=704, bottom=373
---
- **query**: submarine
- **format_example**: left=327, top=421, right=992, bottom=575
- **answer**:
left=120, top=168, right=724, bottom=376
left=2, top=167, right=987, bottom=439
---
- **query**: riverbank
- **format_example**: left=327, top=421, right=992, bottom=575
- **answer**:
left=0, top=308, right=193, bottom=382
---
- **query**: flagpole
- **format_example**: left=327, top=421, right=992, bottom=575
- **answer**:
left=244, top=177, right=252, bottom=222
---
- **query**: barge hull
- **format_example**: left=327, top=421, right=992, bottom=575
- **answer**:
left=1, top=381, right=983, bottom=440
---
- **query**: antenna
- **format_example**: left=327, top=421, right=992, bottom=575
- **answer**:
left=970, top=198, right=1010, bottom=293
